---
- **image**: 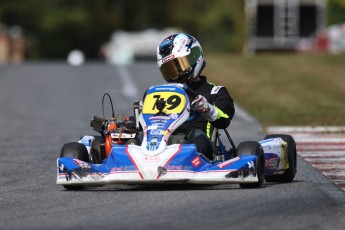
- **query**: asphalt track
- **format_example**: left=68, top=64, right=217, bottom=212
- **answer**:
left=0, top=62, right=345, bottom=230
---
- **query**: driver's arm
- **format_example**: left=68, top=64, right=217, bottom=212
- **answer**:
left=192, top=87, right=235, bottom=129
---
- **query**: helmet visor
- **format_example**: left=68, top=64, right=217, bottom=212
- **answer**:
left=159, top=56, right=192, bottom=83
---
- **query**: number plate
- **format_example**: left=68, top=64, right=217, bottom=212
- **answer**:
left=142, top=92, right=186, bottom=115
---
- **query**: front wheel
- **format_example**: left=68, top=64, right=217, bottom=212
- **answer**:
left=60, top=142, right=89, bottom=190
left=237, top=141, right=264, bottom=188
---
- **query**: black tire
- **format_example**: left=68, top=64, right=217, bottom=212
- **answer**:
left=60, top=142, right=89, bottom=190
left=60, top=142, right=89, bottom=161
left=90, top=136, right=104, bottom=164
left=237, top=141, right=265, bottom=188
left=264, top=134, right=297, bottom=183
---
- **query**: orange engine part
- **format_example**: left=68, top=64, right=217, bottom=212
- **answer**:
left=105, top=134, right=112, bottom=158
left=105, top=123, right=117, bottom=157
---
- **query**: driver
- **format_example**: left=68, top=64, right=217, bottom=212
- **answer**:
left=156, top=33, right=235, bottom=161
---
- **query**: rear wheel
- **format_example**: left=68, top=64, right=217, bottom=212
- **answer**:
left=264, top=134, right=297, bottom=183
left=60, top=142, right=89, bottom=190
left=237, top=141, right=264, bottom=188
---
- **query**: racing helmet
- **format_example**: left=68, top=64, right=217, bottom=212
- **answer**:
left=157, top=33, right=206, bottom=85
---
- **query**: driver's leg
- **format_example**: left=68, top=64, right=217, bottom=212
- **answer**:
left=186, top=129, right=214, bottom=161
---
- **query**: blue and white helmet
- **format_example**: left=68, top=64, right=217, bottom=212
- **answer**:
left=157, top=33, right=206, bottom=85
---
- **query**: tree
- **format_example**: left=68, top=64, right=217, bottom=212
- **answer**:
left=328, top=0, right=345, bottom=25
left=0, top=0, right=246, bottom=58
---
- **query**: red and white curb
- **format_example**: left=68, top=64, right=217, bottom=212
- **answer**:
left=267, top=126, right=345, bottom=192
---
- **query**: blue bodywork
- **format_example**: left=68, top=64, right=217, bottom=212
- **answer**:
left=57, top=143, right=258, bottom=184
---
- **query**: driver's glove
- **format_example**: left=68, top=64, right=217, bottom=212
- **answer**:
left=191, top=95, right=218, bottom=121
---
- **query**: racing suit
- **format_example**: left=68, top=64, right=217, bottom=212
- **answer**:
left=177, top=76, right=235, bottom=160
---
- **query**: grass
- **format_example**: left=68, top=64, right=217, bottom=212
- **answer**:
left=204, top=52, right=345, bottom=127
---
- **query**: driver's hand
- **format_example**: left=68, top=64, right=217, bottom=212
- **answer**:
left=191, top=95, right=210, bottom=113
left=191, top=95, right=218, bottom=121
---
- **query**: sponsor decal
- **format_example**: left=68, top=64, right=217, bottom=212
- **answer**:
left=217, top=157, right=240, bottom=169
left=192, top=156, right=201, bottom=168
left=143, top=156, right=160, bottom=162
left=73, top=159, right=91, bottom=169
left=149, top=122, right=166, bottom=127
left=59, top=163, right=64, bottom=172
left=247, top=161, right=255, bottom=169
left=111, top=133, right=136, bottom=139
left=265, top=154, right=279, bottom=169
left=154, top=87, right=177, bottom=91
left=186, top=38, right=192, bottom=47
left=162, top=54, right=175, bottom=64
left=149, top=116, right=171, bottom=120
left=110, top=166, right=123, bottom=172
left=150, top=129, right=162, bottom=135
left=166, top=165, right=192, bottom=171
left=147, top=139, right=159, bottom=151
left=147, top=124, right=164, bottom=130
left=110, top=166, right=136, bottom=173
left=167, top=165, right=183, bottom=170
left=161, top=130, right=169, bottom=135
left=177, top=38, right=186, bottom=52
left=182, top=166, right=192, bottom=170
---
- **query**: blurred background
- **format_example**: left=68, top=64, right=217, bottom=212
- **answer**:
left=1, top=0, right=345, bottom=126
left=0, top=0, right=345, bottom=64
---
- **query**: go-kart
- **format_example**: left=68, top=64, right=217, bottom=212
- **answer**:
left=56, top=83, right=297, bottom=190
